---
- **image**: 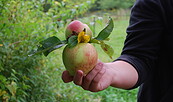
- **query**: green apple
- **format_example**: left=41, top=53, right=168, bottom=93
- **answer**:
left=62, top=43, right=98, bottom=76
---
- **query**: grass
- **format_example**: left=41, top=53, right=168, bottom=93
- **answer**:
left=41, top=15, right=138, bottom=102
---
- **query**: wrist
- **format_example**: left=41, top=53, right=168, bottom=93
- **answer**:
left=104, top=63, right=118, bottom=87
left=105, top=61, right=138, bottom=89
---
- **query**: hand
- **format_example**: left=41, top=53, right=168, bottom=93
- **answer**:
left=62, top=61, right=115, bottom=92
left=62, top=60, right=138, bottom=91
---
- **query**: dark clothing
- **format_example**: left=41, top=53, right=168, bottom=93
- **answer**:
left=117, top=0, right=173, bottom=101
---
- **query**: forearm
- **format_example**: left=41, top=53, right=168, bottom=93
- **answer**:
left=105, top=60, right=138, bottom=89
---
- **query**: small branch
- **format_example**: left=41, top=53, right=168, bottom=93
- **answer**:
left=8, top=41, right=21, bottom=47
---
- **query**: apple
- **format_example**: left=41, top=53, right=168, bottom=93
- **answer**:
left=65, top=20, right=92, bottom=39
left=62, top=43, right=98, bottom=76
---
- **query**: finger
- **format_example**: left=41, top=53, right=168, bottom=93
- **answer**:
left=89, top=67, right=106, bottom=92
left=82, top=62, right=103, bottom=90
left=73, top=70, right=84, bottom=86
left=62, top=71, right=73, bottom=83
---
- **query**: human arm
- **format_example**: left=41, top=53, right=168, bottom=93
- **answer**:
left=62, top=60, right=138, bottom=92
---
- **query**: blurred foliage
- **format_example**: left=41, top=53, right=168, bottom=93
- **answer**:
left=91, top=0, right=135, bottom=10
left=0, top=0, right=95, bottom=101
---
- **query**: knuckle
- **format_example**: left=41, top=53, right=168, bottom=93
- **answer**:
left=90, top=85, right=102, bottom=92
left=85, top=76, right=91, bottom=82
left=82, top=85, right=89, bottom=90
left=73, top=81, right=78, bottom=85
left=90, top=88, right=99, bottom=92
left=94, top=63, right=103, bottom=71
left=98, top=68, right=106, bottom=75
left=94, top=66, right=100, bottom=71
left=74, top=81, right=81, bottom=86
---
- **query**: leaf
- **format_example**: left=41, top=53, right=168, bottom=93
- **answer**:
left=89, top=38, right=101, bottom=44
left=0, top=39, right=3, bottom=47
left=90, top=38, right=114, bottom=59
left=0, top=75, right=7, bottom=83
left=68, top=35, right=78, bottom=48
left=28, top=36, right=67, bottom=57
left=6, top=81, right=18, bottom=96
left=40, top=37, right=67, bottom=56
left=100, top=42, right=114, bottom=59
left=40, top=36, right=61, bottom=48
left=95, top=17, right=114, bottom=40
left=0, top=90, right=7, bottom=97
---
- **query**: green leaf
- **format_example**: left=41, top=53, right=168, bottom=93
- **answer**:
left=6, top=81, right=18, bottom=96
left=0, top=75, right=7, bottom=83
left=90, top=38, right=114, bottom=59
left=95, top=17, right=114, bottom=40
left=100, top=42, right=114, bottom=59
left=40, top=36, right=61, bottom=48
left=28, top=36, right=67, bottom=57
left=0, top=38, right=3, bottom=47
left=89, top=38, right=101, bottom=44
left=67, top=35, right=78, bottom=48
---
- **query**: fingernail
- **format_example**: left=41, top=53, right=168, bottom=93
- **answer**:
left=76, top=70, right=83, bottom=76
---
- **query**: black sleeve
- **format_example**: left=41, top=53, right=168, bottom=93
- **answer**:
left=116, top=0, right=165, bottom=89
